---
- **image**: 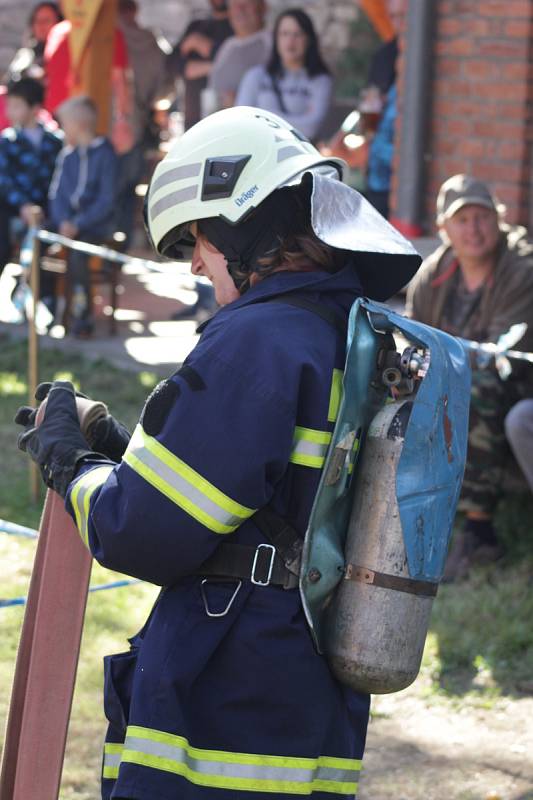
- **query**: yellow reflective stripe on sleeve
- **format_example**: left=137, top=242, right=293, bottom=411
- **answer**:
left=102, top=742, right=124, bottom=780
left=123, top=425, right=256, bottom=534
left=290, top=426, right=332, bottom=469
left=118, top=725, right=361, bottom=795
left=328, top=369, right=343, bottom=423
left=70, top=465, right=114, bottom=547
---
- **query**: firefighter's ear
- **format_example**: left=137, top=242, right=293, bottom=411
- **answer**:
left=140, top=379, right=181, bottom=437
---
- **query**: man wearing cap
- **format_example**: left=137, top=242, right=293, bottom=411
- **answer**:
left=406, top=174, right=533, bottom=578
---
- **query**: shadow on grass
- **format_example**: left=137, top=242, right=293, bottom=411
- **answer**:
left=429, top=493, right=533, bottom=699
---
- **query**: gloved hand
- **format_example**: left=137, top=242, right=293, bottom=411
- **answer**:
left=15, top=381, right=104, bottom=498
left=88, top=415, right=131, bottom=462
left=25, top=381, right=131, bottom=462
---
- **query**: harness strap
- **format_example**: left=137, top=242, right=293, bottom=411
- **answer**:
left=197, top=292, right=347, bottom=590
left=197, top=542, right=299, bottom=589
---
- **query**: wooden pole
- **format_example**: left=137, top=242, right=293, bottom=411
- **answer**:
left=76, top=0, right=118, bottom=134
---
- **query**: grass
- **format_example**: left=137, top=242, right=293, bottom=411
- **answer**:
left=1, top=337, right=533, bottom=796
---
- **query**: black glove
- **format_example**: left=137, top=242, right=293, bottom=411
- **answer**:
left=88, top=415, right=131, bottom=462
left=25, top=381, right=131, bottom=462
left=15, top=381, right=104, bottom=498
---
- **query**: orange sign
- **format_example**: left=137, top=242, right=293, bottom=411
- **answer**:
left=360, top=0, right=396, bottom=41
left=63, top=0, right=105, bottom=69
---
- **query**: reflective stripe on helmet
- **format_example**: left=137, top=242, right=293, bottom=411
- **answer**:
left=150, top=162, right=202, bottom=195
left=111, top=725, right=361, bottom=794
left=70, top=465, right=114, bottom=547
left=150, top=185, right=198, bottom=222
left=290, top=426, right=332, bottom=469
left=123, top=425, right=255, bottom=534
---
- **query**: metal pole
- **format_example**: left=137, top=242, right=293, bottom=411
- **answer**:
left=393, top=0, right=436, bottom=236
left=28, top=226, right=41, bottom=503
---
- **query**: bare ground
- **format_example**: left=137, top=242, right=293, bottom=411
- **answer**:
left=359, top=683, right=533, bottom=800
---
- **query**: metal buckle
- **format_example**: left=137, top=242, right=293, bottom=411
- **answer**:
left=200, top=579, right=242, bottom=618
left=251, top=544, right=276, bottom=586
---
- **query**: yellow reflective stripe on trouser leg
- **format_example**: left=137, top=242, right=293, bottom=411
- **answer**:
left=118, top=725, right=361, bottom=795
left=328, top=369, right=343, bottom=423
left=103, top=742, right=124, bottom=780
left=70, top=465, right=114, bottom=547
left=290, top=426, right=332, bottom=469
left=123, top=425, right=256, bottom=534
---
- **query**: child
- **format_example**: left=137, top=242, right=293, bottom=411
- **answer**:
left=49, top=95, right=117, bottom=336
left=0, top=77, right=62, bottom=278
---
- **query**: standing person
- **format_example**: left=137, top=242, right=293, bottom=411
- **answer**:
left=48, top=96, right=117, bottom=337
left=405, top=174, right=533, bottom=578
left=116, top=0, right=166, bottom=247
left=167, top=0, right=233, bottom=130
left=209, top=0, right=271, bottom=109
left=5, top=1, right=63, bottom=82
left=0, top=77, right=62, bottom=279
left=15, top=106, right=420, bottom=800
left=236, top=8, right=332, bottom=142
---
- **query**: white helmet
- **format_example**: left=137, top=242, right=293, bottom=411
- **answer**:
left=145, top=106, right=344, bottom=257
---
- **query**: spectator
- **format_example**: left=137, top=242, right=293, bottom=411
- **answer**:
left=505, top=399, right=533, bottom=494
left=0, top=77, right=62, bottom=279
left=167, top=0, right=233, bottom=130
left=116, top=0, right=166, bottom=247
left=5, top=1, right=63, bottom=82
left=405, top=174, right=533, bottom=578
left=209, top=0, right=270, bottom=109
left=320, top=0, right=404, bottom=218
left=49, top=96, right=117, bottom=337
left=236, top=8, right=332, bottom=142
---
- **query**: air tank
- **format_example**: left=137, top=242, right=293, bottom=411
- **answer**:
left=325, top=398, right=438, bottom=694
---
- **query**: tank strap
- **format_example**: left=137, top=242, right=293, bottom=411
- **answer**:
left=265, top=292, right=348, bottom=337
left=345, top=564, right=438, bottom=597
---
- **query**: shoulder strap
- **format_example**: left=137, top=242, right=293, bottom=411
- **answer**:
left=266, top=292, right=348, bottom=337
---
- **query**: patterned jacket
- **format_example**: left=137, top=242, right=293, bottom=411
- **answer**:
left=0, top=123, right=62, bottom=211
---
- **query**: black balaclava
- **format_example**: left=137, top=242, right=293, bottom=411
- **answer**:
left=198, top=188, right=301, bottom=290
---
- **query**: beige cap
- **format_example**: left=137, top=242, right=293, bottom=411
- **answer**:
left=436, top=174, right=499, bottom=225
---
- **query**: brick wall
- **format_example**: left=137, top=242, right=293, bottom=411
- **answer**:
left=392, top=0, right=533, bottom=231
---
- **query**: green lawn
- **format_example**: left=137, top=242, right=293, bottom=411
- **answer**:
left=1, top=336, right=532, bottom=797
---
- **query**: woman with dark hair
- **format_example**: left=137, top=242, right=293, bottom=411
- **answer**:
left=6, top=2, right=63, bottom=81
left=236, top=8, right=333, bottom=140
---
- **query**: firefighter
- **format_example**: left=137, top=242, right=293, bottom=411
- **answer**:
left=16, top=107, right=420, bottom=800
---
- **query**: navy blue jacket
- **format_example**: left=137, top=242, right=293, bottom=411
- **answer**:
left=48, top=136, right=117, bottom=237
left=0, top=123, right=62, bottom=212
left=66, top=266, right=370, bottom=800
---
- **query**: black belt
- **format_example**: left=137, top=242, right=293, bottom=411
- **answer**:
left=197, top=542, right=299, bottom=590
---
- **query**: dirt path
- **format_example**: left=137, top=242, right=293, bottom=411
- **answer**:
left=358, top=683, right=533, bottom=800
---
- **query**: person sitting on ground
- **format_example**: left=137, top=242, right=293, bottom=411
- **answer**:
left=209, top=0, right=271, bottom=109
left=505, top=398, right=533, bottom=495
left=236, top=8, right=332, bottom=142
left=48, top=96, right=117, bottom=337
left=405, top=174, right=533, bottom=578
left=167, top=0, right=233, bottom=130
left=0, top=77, right=62, bottom=280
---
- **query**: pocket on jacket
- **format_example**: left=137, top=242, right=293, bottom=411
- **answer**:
left=103, top=648, right=138, bottom=734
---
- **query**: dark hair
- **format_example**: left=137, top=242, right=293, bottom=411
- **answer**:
left=266, top=8, right=330, bottom=79
left=28, top=2, right=63, bottom=29
left=7, top=76, right=45, bottom=107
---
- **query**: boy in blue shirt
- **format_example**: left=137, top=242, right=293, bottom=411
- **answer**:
left=0, top=77, right=62, bottom=277
left=49, top=95, right=117, bottom=336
